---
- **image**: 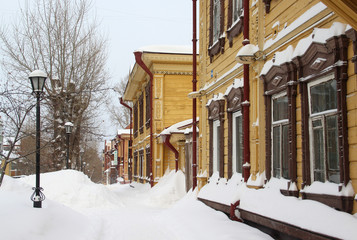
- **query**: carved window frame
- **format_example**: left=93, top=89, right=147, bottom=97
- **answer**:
left=260, top=61, right=297, bottom=197
left=225, top=86, right=243, bottom=179
left=145, top=84, right=151, bottom=129
left=346, top=28, right=357, bottom=74
left=133, top=103, right=138, bottom=138
left=209, top=0, right=225, bottom=61
left=133, top=151, right=138, bottom=179
left=145, top=147, right=150, bottom=179
left=139, top=94, right=144, bottom=134
left=139, top=150, right=144, bottom=180
left=293, top=35, right=352, bottom=212
left=227, top=0, right=244, bottom=47
left=207, top=98, right=225, bottom=178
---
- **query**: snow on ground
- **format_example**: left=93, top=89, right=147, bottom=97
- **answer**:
left=0, top=170, right=272, bottom=240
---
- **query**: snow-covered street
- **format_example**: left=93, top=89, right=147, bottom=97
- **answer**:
left=0, top=170, right=272, bottom=240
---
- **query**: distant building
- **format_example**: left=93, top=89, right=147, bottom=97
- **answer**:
left=123, top=46, right=199, bottom=187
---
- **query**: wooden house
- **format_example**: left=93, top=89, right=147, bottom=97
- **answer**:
left=196, top=0, right=357, bottom=238
left=123, top=46, right=198, bottom=186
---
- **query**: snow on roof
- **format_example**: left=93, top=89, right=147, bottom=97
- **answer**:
left=135, top=45, right=193, bottom=55
left=117, top=129, right=131, bottom=135
left=224, top=78, right=244, bottom=96
left=292, top=22, right=347, bottom=58
left=260, top=22, right=347, bottom=76
left=159, top=118, right=199, bottom=136
left=206, top=93, right=225, bottom=106
left=260, top=45, right=294, bottom=76
left=264, top=2, right=327, bottom=51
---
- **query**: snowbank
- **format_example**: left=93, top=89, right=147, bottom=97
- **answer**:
left=19, top=170, right=124, bottom=209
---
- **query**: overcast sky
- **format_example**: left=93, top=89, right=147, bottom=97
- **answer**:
left=0, top=0, right=194, bottom=139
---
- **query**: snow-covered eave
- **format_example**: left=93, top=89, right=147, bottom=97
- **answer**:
left=135, top=45, right=197, bottom=55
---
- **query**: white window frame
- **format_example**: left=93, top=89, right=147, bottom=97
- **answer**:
left=212, top=119, right=220, bottom=173
left=232, top=0, right=243, bottom=23
left=232, top=111, right=243, bottom=174
left=307, top=74, right=338, bottom=183
left=271, top=91, right=289, bottom=179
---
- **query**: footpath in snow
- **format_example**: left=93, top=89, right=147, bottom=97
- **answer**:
left=0, top=170, right=272, bottom=240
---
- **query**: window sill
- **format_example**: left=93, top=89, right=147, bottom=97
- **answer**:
left=227, top=17, right=243, bottom=47
left=280, top=189, right=299, bottom=198
left=208, top=37, right=225, bottom=61
left=301, top=192, right=354, bottom=213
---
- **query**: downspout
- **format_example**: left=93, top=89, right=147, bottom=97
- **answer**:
left=242, top=0, right=251, bottom=182
left=192, top=0, right=198, bottom=190
left=120, top=97, right=133, bottom=183
left=134, top=51, right=154, bottom=187
left=163, top=135, right=179, bottom=172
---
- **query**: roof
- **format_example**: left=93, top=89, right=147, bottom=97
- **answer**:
left=117, top=129, right=131, bottom=135
left=135, top=45, right=194, bottom=55
left=159, top=118, right=199, bottom=136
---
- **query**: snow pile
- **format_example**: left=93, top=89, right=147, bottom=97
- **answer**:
left=19, top=170, right=124, bottom=209
left=0, top=175, right=100, bottom=240
left=148, top=169, right=187, bottom=207
left=198, top=172, right=244, bottom=205
left=239, top=187, right=357, bottom=239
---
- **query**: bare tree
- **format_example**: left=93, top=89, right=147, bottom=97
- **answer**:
left=107, top=75, right=131, bottom=129
left=0, top=82, right=35, bottom=186
left=0, top=0, right=109, bottom=170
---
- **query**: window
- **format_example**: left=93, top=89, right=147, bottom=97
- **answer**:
left=139, top=95, right=144, bottom=134
left=213, top=0, right=221, bottom=43
left=133, top=103, right=138, bottom=138
left=209, top=0, right=225, bottom=59
left=145, top=84, right=150, bottom=129
left=232, top=111, right=243, bottom=174
left=232, top=0, right=243, bottom=23
left=272, top=93, right=289, bottom=179
left=308, top=75, right=339, bottom=183
left=139, top=151, right=144, bottom=178
left=212, top=120, right=220, bottom=173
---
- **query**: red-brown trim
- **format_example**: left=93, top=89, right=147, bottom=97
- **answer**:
left=260, top=61, right=297, bottom=189
left=207, top=98, right=225, bottom=178
left=225, top=87, right=243, bottom=179
left=139, top=94, right=144, bottom=134
left=133, top=103, right=138, bottom=138
left=198, top=197, right=231, bottom=214
left=227, top=0, right=243, bottom=47
left=145, top=84, right=150, bottom=129
left=346, top=28, right=357, bottom=73
left=292, top=35, right=350, bottom=212
left=262, top=0, right=271, bottom=13
left=239, top=208, right=340, bottom=240
left=208, top=0, right=226, bottom=61
left=301, top=192, right=354, bottom=213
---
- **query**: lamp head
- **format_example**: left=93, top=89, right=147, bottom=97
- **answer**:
left=29, top=70, right=47, bottom=93
left=235, top=44, right=259, bottom=64
left=65, top=122, right=74, bottom=134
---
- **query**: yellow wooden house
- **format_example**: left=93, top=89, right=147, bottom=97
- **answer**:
left=195, top=0, right=357, bottom=238
left=123, top=46, right=198, bottom=187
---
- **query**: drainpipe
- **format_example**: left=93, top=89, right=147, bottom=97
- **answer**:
left=117, top=135, right=126, bottom=183
left=134, top=51, right=154, bottom=187
left=120, top=97, right=132, bottom=183
left=192, top=0, right=198, bottom=190
left=163, top=134, right=179, bottom=172
left=242, top=0, right=251, bottom=182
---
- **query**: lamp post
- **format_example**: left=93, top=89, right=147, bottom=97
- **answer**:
left=29, top=70, right=47, bottom=208
left=64, top=122, right=73, bottom=169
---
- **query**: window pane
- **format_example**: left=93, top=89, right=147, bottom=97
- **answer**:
left=282, top=124, right=289, bottom=179
left=273, top=95, right=288, bottom=121
left=235, top=115, right=243, bottom=173
left=310, top=80, right=337, bottom=114
left=312, top=119, right=325, bottom=182
left=233, top=0, right=242, bottom=22
left=273, top=126, right=281, bottom=178
left=213, top=0, right=221, bottom=42
left=326, top=115, right=340, bottom=183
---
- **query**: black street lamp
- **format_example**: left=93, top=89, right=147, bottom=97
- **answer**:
left=64, top=122, right=73, bottom=169
left=29, top=70, right=47, bottom=208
